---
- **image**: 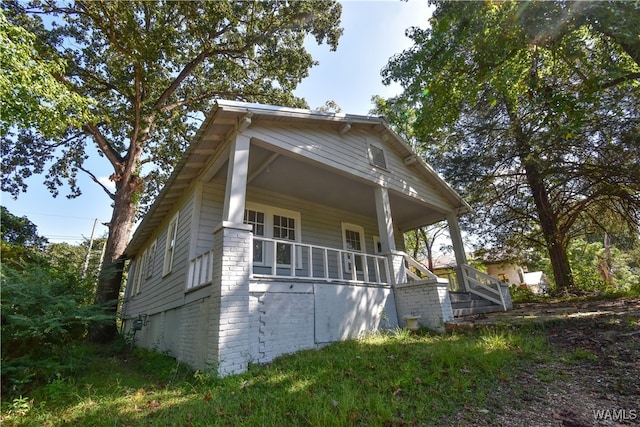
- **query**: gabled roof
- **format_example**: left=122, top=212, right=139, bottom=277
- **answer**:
left=124, top=100, right=470, bottom=257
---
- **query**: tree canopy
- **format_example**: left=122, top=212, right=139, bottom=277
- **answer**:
left=0, top=9, right=94, bottom=141
left=1, top=0, right=343, bottom=342
left=381, top=0, right=640, bottom=293
left=0, top=205, right=48, bottom=249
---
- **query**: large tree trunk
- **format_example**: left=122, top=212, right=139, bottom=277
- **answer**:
left=522, top=151, right=575, bottom=294
left=526, top=169, right=575, bottom=293
left=87, top=176, right=139, bottom=343
left=509, top=111, right=576, bottom=295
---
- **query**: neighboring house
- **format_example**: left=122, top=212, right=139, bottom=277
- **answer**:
left=484, top=260, right=522, bottom=286
left=121, top=101, right=511, bottom=377
left=431, top=253, right=459, bottom=289
left=481, top=257, right=550, bottom=295
left=520, top=270, right=550, bottom=295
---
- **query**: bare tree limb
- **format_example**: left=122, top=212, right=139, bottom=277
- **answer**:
left=77, top=163, right=115, bottom=200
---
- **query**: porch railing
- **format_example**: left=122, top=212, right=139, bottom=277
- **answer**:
left=400, top=251, right=443, bottom=282
left=187, top=249, right=214, bottom=290
left=186, top=241, right=452, bottom=289
left=252, top=237, right=391, bottom=285
left=461, top=264, right=507, bottom=310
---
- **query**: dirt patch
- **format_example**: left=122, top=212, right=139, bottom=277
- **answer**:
left=444, top=298, right=640, bottom=426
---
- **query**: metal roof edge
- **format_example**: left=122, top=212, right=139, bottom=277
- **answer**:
left=215, top=99, right=381, bottom=124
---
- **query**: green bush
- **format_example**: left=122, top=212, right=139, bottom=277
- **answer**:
left=530, top=238, right=640, bottom=296
left=1, top=261, right=110, bottom=396
left=509, top=285, right=535, bottom=303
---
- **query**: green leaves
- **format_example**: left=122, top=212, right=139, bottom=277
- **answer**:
left=1, top=255, right=112, bottom=395
left=2, top=1, right=343, bottom=202
left=382, top=0, right=640, bottom=292
left=0, top=9, right=94, bottom=139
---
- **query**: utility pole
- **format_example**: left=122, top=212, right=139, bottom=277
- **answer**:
left=82, top=218, right=98, bottom=278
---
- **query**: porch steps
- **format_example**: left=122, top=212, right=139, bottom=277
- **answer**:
left=450, top=292, right=503, bottom=317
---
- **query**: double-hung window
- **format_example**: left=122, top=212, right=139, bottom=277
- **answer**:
left=132, top=240, right=157, bottom=295
left=341, top=222, right=365, bottom=274
left=273, top=214, right=297, bottom=265
left=244, top=208, right=266, bottom=264
left=132, top=257, right=145, bottom=295
left=244, top=203, right=301, bottom=268
left=144, top=240, right=156, bottom=279
left=163, top=212, right=179, bottom=276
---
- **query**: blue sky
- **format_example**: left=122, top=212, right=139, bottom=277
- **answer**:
left=1, top=0, right=432, bottom=245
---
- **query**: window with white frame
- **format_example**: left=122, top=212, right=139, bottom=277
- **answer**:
left=144, top=240, right=156, bottom=279
left=341, top=222, right=365, bottom=273
left=244, top=208, right=266, bottom=264
left=244, top=203, right=301, bottom=267
left=132, top=256, right=145, bottom=295
left=163, top=212, right=179, bottom=276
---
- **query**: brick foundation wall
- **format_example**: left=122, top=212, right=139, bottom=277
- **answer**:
left=393, top=282, right=454, bottom=332
left=249, top=285, right=315, bottom=364
left=209, top=223, right=252, bottom=376
left=177, top=297, right=212, bottom=370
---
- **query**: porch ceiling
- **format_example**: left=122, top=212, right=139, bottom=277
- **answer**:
left=213, top=144, right=449, bottom=231
left=125, top=100, right=465, bottom=257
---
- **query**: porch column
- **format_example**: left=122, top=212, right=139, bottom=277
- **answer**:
left=374, top=186, right=405, bottom=285
left=222, top=134, right=251, bottom=225
left=374, top=186, right=396, bottom=253
left=207, top=133, right=253, bottom=376
left=447, top=213, right=468, bottom=291
left=208, top=222, right=252, bottom=377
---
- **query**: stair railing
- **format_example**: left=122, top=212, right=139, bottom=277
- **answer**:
left=399, top=252, right=449, bottom=284
left=461, top=264, right=507, bottom=311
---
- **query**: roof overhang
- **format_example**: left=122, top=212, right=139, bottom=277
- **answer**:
left=124, top=100, right=470, bottom=257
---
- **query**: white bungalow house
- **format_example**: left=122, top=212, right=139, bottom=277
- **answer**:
left=121, top=101, right=511, bottom=376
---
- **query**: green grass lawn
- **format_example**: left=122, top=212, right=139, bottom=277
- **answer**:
left=1, top=326, right=547, bottom=427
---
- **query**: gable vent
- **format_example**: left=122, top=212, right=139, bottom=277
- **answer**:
left=368, top=144, right=387, bottom=169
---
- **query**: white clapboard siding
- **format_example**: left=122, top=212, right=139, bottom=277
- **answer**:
left=196, top=181, right=225, bottom=255
left=125, top=191, right=195, bottom=316
left=243, top=124, right=453, bottom=210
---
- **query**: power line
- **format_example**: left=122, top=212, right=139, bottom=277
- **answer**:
left=3, top=209, right=109, bottom=222
left=46, top=235, right=94, bottom=239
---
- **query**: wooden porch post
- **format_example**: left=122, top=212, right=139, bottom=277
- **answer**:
left=374, top=186, right=405, bottom=285
left=222, top=134, right=251, bottom=225
left=447, top=213, right=469, bottom=291
left=374, top=186, right=396, bottom=253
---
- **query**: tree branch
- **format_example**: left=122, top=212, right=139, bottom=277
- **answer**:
left=77, top=163, right=115, bottom=200
left=154, top=24, right=262, bottom=113
left=600, top=72, right=640, bottom=90
left=153, top=53, right=208, bottom=111
left=82, top=124, right=123, bottom=170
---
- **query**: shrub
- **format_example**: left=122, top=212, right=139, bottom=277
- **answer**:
left=1, top=262, right=110, bottom=396
left=509, top=285, right=535, bottom=303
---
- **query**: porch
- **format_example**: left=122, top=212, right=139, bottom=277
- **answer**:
left=187, top=234, right=511, bottom=326
left=187, top=236, right=451, bottom=289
